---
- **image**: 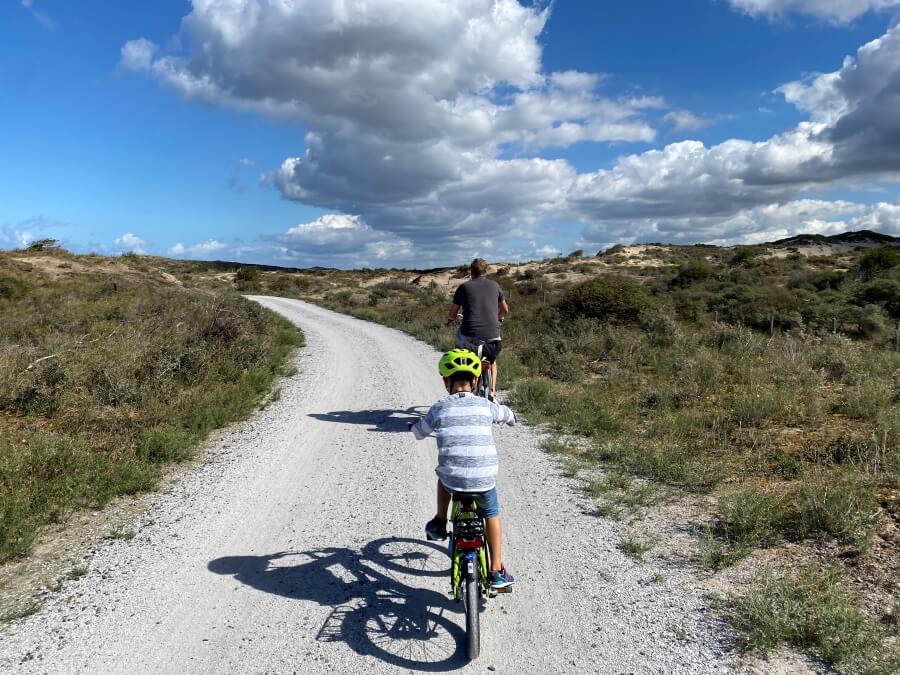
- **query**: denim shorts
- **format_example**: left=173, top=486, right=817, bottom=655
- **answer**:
left=444, top=485, right=500, bottom=518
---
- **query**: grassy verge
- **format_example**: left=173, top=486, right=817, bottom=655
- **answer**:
left=0, top=249, right=303, bottom=561
left=728, top=566, right=899, bottom=674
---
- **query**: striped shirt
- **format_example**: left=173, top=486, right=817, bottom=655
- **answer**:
left=412, top=392, right=516, bottom=492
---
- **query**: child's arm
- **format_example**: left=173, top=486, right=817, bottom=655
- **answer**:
left=488, top=401, right=516, bottom=426
left=411, top=405, right=439, bottom=440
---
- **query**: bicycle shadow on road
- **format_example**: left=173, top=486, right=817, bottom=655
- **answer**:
left=308, top=407, right=428, bottom=433
left=208, top=537, right=468, bottom=671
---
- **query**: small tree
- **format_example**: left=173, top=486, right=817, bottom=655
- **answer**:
left=26, top=238, right=61, bottom=252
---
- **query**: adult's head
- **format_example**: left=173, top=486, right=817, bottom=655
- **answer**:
left=470, top=258, right=488, bottom=278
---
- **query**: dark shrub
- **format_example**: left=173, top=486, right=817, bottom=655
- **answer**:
left=858, top=246, right=899, bottom=279
left=730, top=247, right=758, bottom=265
left=672, top=260, right=713, bottom=286
left=235, top=267, right=260, bottom=283
left=854, top=278, right=900, bottom=317
left=557, top=275, right=653, bottom=323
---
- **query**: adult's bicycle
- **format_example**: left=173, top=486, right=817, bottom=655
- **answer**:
left=447, top=315, right=497, bottom=402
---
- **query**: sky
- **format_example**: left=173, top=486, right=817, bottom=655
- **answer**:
left=2, top=0, right=900, bottom=268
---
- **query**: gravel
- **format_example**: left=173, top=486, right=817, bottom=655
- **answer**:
left=0, top=297, right=738, bottom=674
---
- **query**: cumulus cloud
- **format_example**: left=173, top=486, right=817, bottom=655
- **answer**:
left=728, top=0, right=900, bottom=22
left=275, top=214, right=414, bottom=266
left=567, top=24, right=900, bottom=240
left=124, top=2, right=900, bottom=262
left=119, top=38, right=158, bottom=71
left=580, top=198, right=900, bottom=250
left=169, top=240, right=227, bottom=258
left=114, top=232, right=146, bottom=253
left=122, top=1, right=664, bottom=235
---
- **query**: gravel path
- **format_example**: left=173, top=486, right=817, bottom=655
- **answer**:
left=0, top=297, right=735, bottom=674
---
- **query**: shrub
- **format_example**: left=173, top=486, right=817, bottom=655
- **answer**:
left=557, top=275, right=653, bottom=324
left=855, top=278, right=900, bottom=317
left=795, top=470, right=879, bottom=548
left=859, top=246, right=899, bottom=279
left=728, top=566, right=898, bottom=673
left=671, top=260, right=713, bottom=286
left=235, top=267, right=260, bottom=283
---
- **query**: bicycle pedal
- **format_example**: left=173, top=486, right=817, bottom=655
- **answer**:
left=493, top=586, right=513, bottom=594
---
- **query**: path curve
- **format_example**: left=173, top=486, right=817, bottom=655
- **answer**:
left=0, top=297, right=733, bottom=674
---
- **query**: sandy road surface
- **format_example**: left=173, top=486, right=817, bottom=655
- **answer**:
left=0, top=297, right=734, bottom=674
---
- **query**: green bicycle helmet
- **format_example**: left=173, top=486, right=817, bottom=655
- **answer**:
left=438, top=349, right=482, bottom=379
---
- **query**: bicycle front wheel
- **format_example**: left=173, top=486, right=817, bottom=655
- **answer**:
left=464, top=571, right=480, bottom=660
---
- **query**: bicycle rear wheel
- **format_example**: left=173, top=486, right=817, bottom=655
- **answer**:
left=464, top=570, right=480, bottom=660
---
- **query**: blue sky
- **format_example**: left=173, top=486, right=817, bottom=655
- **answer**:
left=2, top=0, right=900, bottom=267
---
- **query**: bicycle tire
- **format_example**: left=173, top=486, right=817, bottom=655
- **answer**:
left=482, top=368, right=492, bottom=401
left=464, top=568, right=480, bottom=660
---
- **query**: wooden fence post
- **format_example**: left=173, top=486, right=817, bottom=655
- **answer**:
left=769, top=315, right=775, bottom=337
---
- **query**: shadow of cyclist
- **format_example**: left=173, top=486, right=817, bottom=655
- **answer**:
left=208, top=538, right=466, bottom=671
left=307, top=406, right=427, bottom=432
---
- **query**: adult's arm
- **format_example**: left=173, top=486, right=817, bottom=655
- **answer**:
left=499, top=299, right=510, bottom=319
left=448, top=303, right=461, bottom=322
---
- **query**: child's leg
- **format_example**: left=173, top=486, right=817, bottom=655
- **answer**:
left=485, top=516, right=503, bottom=572
left=435, top=480, right=451, bottom=521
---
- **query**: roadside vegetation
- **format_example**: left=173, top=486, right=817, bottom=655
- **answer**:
left=0, top=243, right=303, bottom=562
left=220, top=232, right=899, bottom=672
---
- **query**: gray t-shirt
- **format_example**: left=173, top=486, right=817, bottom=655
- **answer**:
left=453, top=276, right=505, bottom=341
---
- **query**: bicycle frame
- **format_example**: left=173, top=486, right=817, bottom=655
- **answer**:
left=448, top=498, right=490, bottom=600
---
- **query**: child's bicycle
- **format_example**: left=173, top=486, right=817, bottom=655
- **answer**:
left=448, top=491, right=511, bottom=661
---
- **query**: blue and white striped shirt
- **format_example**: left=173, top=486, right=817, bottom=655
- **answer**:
left=412, top=392, right=516, bottom=492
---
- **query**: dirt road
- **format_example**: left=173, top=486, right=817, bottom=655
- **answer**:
left=0, top=297, right=733, bottom=673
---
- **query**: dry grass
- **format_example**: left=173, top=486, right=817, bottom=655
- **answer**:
left=0, top=249, right=303, bottom=561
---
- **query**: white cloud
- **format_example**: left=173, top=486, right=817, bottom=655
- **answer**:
left=728, top=0, right=900, bottom=22
left=119, top=38, right=158, bottom=71
left=168, top=239, right=228, bottom=258
left=122, top=0, right=665, bottom=238
left=123, top=2, right=900, bottom=264
left=0, top=224, right=35, bottom=249
left=21, top=0, right=55, bottom=30
left=664, top=110, right=715, bottom=132
left=277, top=214, right=414, bottom=265
left=189, top=240, right=227, bottom=255
left=114, top=233, right=146, bottom=253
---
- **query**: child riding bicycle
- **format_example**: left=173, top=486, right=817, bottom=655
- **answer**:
left=410, top=349, right=516, bottom=589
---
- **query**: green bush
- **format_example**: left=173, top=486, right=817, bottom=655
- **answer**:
left=728, top=566, right=898, bottom=673
left=557, top=275, right=653, bottom=323
left=859, top=246, right=899, bottom=279
left=671, top=260, right=713, bottom=286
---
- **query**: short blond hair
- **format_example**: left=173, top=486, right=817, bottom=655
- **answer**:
left=470, top=258, right=488, bottom=277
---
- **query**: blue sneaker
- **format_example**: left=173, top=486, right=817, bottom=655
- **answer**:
left=490, top=568, right=514, bottom=589
left=425, top=517, right=448, bottom=541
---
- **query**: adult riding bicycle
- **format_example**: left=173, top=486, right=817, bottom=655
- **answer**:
left=447, top=314, right=501, bottom=401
